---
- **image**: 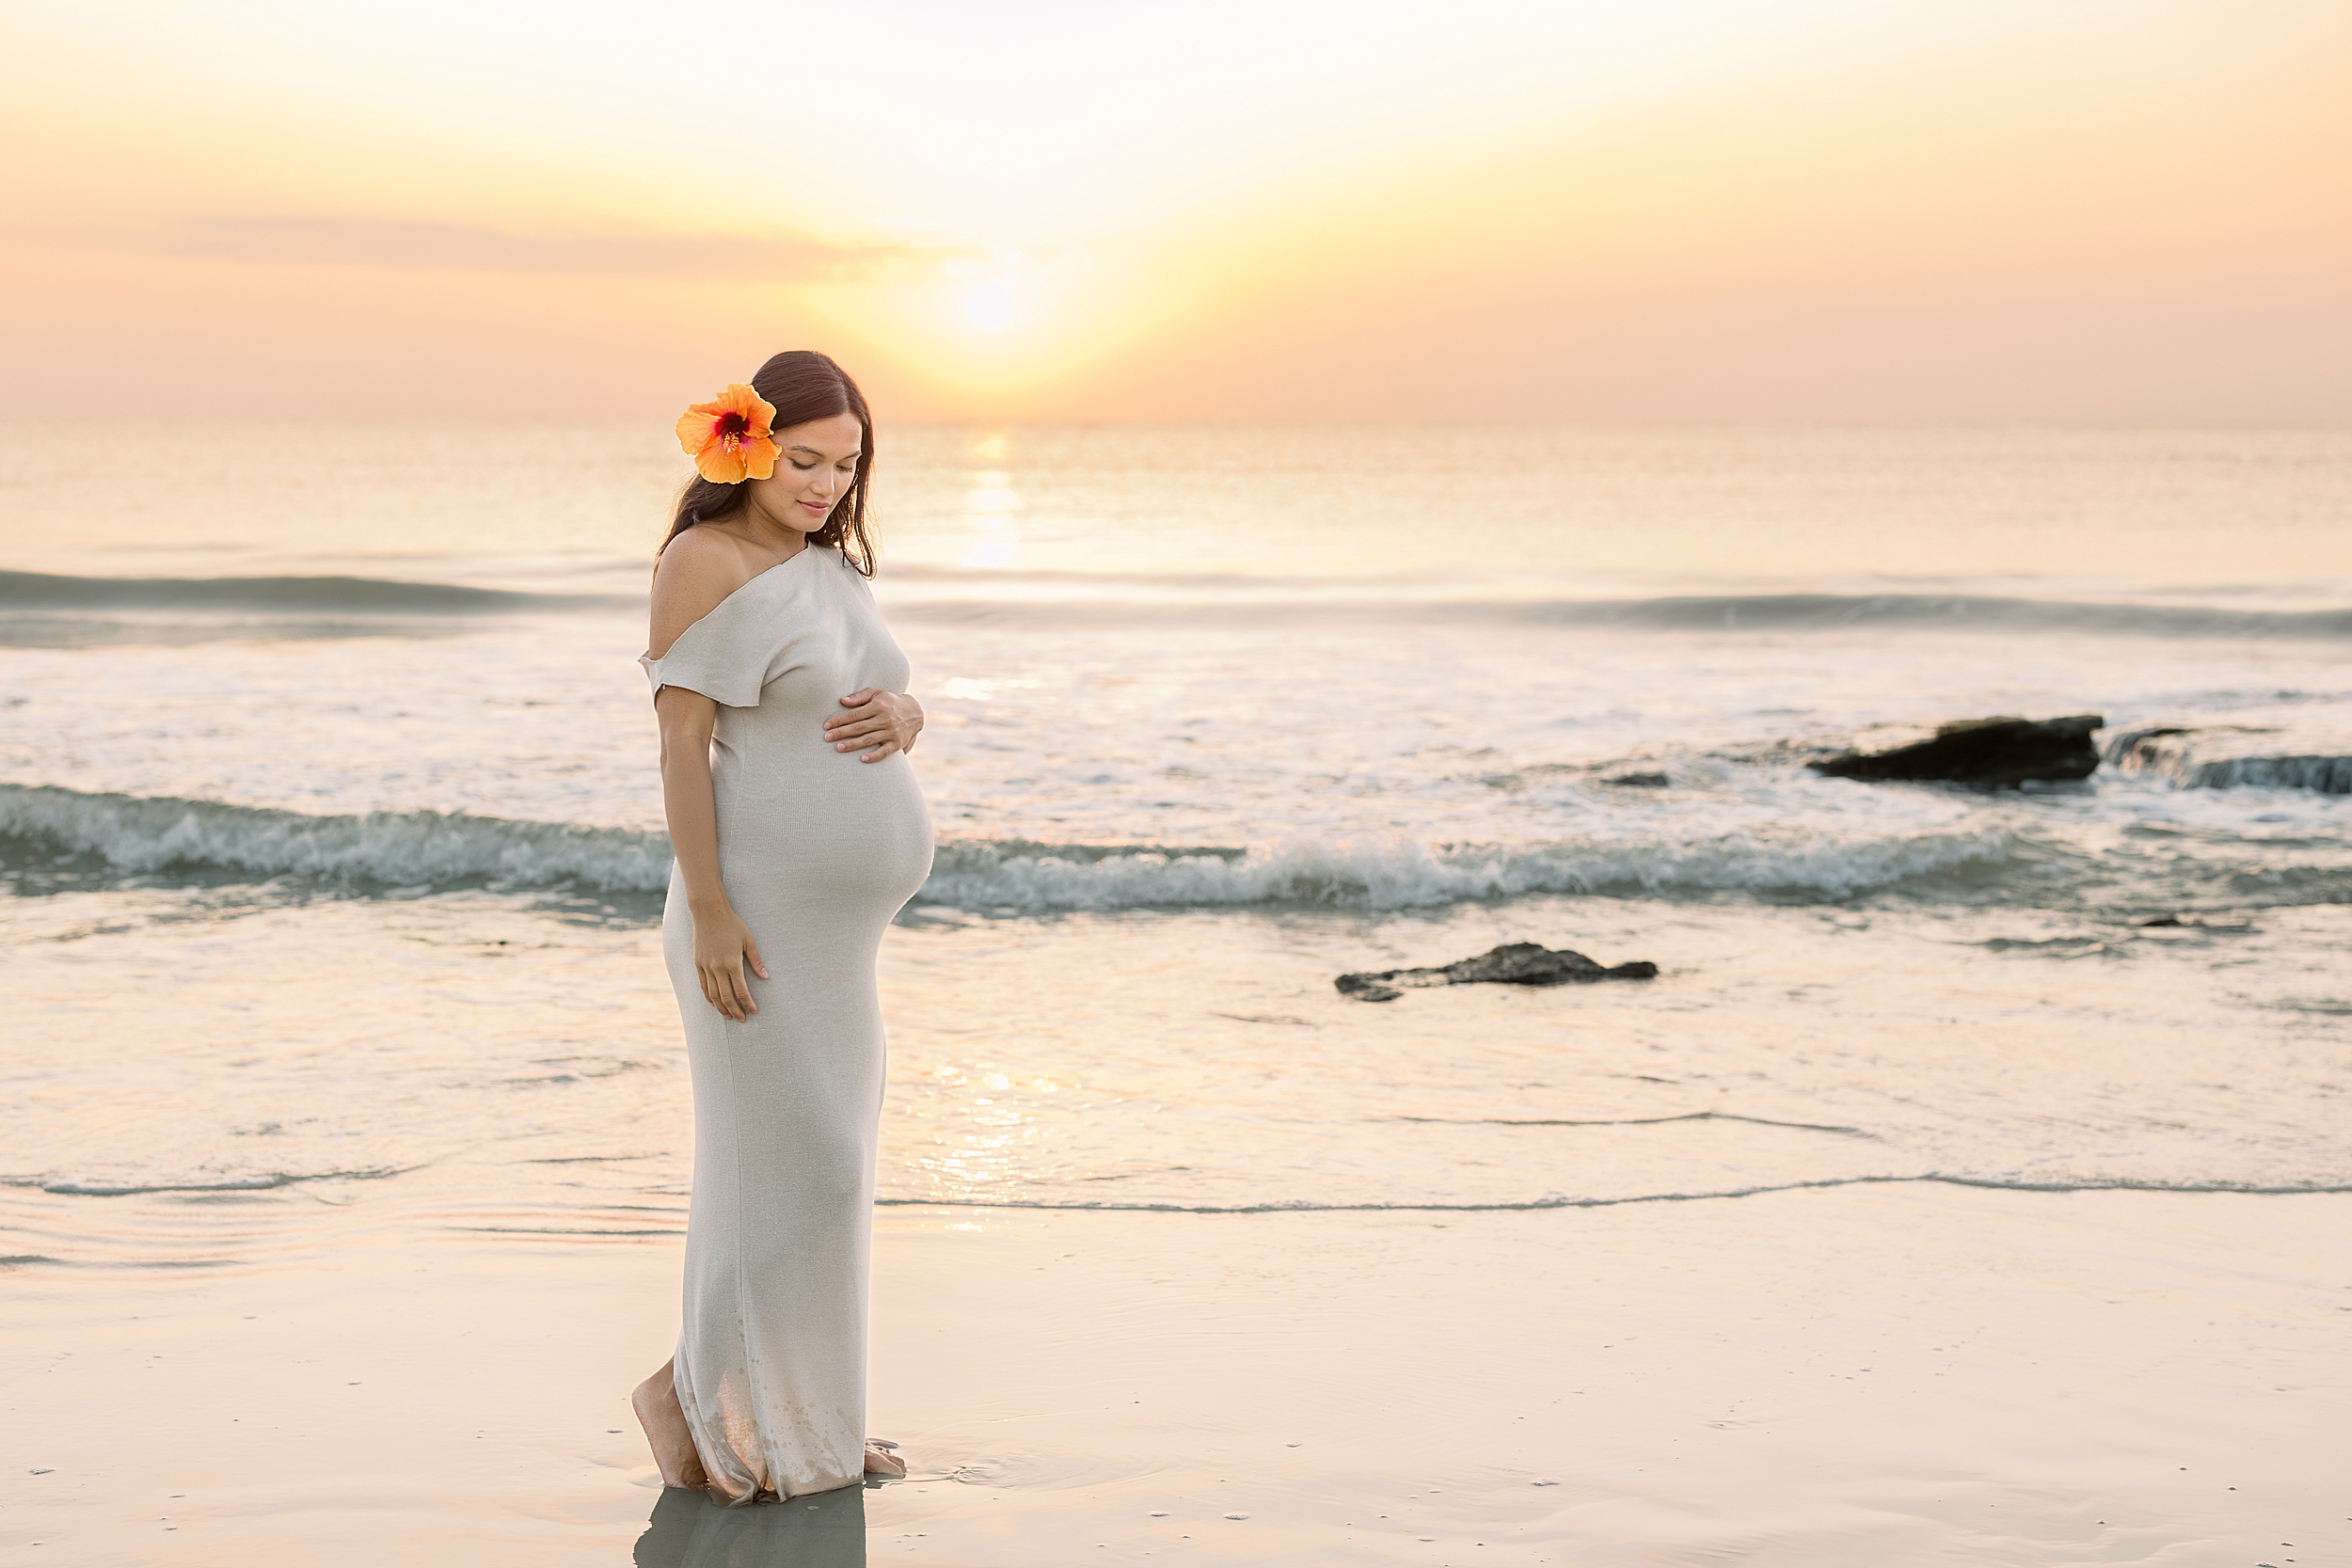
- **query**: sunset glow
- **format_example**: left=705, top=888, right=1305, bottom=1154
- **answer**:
left=2, top=0, right=2345, bottom=421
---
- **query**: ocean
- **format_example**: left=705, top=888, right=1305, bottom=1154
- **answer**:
left=5, top=421, right=2349, bottom=1258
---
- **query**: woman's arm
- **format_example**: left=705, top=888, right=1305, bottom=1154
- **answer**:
left=655, top=684, right=768, bottom=1022
left=649, top=532, right=769, bottom=1022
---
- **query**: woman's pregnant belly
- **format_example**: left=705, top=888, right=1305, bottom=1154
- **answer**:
left=713, top=749, right=933, bottom=937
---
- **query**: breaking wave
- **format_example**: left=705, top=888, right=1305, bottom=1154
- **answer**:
left=12, top=571, right=2351, bottom=639
left=0, top=784, right=673, bottom=891
left=919, top=828, right=2009, bottom=909
left=893, top=590, right=2352, bottom=637
left=0, top=569, right=624, bottom=614
left=0, top=783, right=2011, bottom=908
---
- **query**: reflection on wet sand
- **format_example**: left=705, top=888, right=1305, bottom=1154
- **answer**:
left=634, top=1482, right=867, bottom=1568
left=630, top=1485, right=870, bottom=1568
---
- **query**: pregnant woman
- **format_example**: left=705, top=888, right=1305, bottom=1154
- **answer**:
left=628, top=351, right=934, bottom=1502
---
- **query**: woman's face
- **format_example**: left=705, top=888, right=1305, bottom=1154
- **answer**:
left=744, top=411, right=864, bottom=533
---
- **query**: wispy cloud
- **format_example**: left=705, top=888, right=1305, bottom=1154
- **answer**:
left=121, top=214, right=961, bottom=280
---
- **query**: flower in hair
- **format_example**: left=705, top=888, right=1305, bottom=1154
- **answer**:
left=675, top=383, right=779, bottom=483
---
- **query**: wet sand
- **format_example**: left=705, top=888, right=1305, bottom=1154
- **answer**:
left=7, top=1184, right=2344, bottom=1565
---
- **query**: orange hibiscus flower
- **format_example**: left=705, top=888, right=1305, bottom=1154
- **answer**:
left=675, top=383, right=779, bottom=483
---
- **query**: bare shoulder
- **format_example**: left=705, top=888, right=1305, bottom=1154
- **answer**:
left=647, top=528, right=758, bottom=658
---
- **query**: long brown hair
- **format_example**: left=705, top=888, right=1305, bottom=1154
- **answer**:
left=660, top=350, right=877, bottom=577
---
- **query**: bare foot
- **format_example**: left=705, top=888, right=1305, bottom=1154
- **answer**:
left=631, top=1359, right=709, bottom=1491
left=864, top=1440, right=907, bottom=1479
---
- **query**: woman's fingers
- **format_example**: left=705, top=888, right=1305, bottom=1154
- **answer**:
left=691, top=911, right=762, bottom=1020
left=826, top=689, right=881, bottom=732
left=698, top=969, right=732, bottom=1021
left=698, top=960, right=753, bottom=1021
left=826, top=690, right=918, bottom=757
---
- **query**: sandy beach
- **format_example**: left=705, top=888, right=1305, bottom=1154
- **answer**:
left=9, top=0, right=2352, bottom=1546
left=8, top=1185, right=2345, bottom=1565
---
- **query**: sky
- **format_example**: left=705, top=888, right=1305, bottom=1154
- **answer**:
left=2, top=0, right=2347, bottom=422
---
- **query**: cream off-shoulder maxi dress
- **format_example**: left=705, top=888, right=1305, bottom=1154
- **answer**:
left=639, top=545, right=934, bottom=1503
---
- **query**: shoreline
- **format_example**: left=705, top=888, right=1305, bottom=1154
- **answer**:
left=7, top=1184, right=2345, bottom=1565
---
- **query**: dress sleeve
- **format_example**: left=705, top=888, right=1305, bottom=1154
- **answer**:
left=638, top=600, right=768, bottom=708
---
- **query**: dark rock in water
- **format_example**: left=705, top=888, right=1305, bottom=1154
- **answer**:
left=1807, top=714, right=2103, bottom=787
left=2137, top=914, right=2185, bottom=927
left=1336, top=942, right=1660, bottom=1003
left=1603, top=771, right=1671, bottom=788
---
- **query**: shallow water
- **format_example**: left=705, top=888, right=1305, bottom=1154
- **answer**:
left=4, top=421, right=2350, bottom=1258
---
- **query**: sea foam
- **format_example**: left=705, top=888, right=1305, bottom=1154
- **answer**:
left=1, top=782, right=2010, bottom=908
left=0, top=784, right=672, bottom=892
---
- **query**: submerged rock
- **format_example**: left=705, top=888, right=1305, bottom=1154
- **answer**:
left=1336, top=942, right=1660, bottom=1003
left=2104, top=721, right=2352, bottom=793
left=1603, top=771, right=1671, bottom=788
left=1807, top=714, right=2103, bottom=787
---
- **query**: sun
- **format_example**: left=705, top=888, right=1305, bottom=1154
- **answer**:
left=962, top=282, right=1016, bottom=331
